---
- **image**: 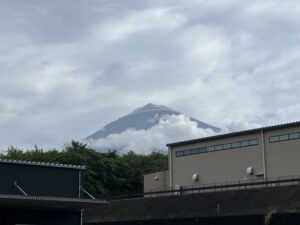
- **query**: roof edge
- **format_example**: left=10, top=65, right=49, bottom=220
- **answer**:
left=0, top=194, right=108, bottom=204
left=0, top=159, right=85, bottom=170
left=167, top=121, right=300, bottom=148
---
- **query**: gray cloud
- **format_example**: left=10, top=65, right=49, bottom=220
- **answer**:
left=1, top=0, right=300, bottom=150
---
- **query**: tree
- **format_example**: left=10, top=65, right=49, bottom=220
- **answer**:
left=0, top=141, right=168, bottom=198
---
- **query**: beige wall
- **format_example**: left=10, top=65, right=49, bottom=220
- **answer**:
left=171, top=133, right=263, bottom=188
left=144, top=125, right=300, bottom=192
left=264, top=126, right=300, bottom=179
left=143, top=170, right=169, bottom=192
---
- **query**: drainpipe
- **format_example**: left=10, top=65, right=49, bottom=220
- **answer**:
left=80, top=210, right=83, bottom=225
left=79, top=170, right=81, bottom=198
left=261, top=131, right=267, bottom=181
left=168, top=146, right=173, bottom=189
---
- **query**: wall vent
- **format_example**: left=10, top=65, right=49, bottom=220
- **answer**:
left=247, top=166, right=254, bottom=175
left=192, top=173, right=199, bottom=181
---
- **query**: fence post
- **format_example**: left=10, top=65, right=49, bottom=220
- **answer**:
left=217, top=202, right=220, bottom=216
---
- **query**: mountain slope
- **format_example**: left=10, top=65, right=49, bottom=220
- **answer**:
left=85, top=103, right=221, bottom=140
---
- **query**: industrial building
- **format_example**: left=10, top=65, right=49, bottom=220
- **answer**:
left=144, top=121, right=300, bottom=192
left=0, top=159, right=106, bottom=225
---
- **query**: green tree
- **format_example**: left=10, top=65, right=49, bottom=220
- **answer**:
left=0, top=141, right=168, bottom=198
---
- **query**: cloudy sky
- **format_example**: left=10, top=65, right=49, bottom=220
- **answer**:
left=1, top=0, right=300, bottom=152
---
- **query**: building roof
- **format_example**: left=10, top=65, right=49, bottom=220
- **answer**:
left=167, top=121, right=300, bottom=148
left=0, top=194, right=108, bottom=210
left=0, top=159, right=85, bottom=170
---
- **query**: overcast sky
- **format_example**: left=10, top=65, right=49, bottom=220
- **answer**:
left=1, top=0, right=300, bottom=151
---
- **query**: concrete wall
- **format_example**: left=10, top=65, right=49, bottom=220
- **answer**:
left=171, top=133, right=263, bottom=188
left=144, top=170, right=169, bottom=192
left=144, top=125, right=300, bottom=191
left=264, top=126, right=300, bottom=179
left=85, top=185, right=300, bottom=223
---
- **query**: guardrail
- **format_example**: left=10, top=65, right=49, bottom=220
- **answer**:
left=105, top=175, right=300, bottom=200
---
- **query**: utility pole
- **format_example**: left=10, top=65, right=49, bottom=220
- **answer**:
left=217, top=202, right=220, bottom=216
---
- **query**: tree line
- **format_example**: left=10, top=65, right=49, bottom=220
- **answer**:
left=0, top=141, right=168, bottom=198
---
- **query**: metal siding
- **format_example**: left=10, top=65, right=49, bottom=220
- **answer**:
left=0, top=209, right=81, bottom=225
left=0, top=163, right=80, bottom=198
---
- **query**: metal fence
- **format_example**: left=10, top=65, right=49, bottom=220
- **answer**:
left=85, top=214, right=264, bottom=225
left=105, top=175, right=300, bottom=200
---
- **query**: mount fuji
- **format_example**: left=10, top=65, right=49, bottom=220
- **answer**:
left=84, top=104, right=221, bottom=153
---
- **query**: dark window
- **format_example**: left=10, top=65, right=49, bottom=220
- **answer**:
left=269, top=136, right=279, bottom=143
left=240, top=141, right=249, bottom=147
left=289, top=132, right=299, bottom=140
left=223, top=143, right=231, bottom=150
left=176, top=151, right=183, bottom=157
left=214, top=145, right=223, bottom=151
left=191, top=148, right=199, bottom=154
left=232, top=142, right=240, bottom=148
left=279, top=134, right=289, bottom=141
left=249, top=139, right=258, bottom=146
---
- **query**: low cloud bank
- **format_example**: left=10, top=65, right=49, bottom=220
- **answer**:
left=86, top=114, right=219, bottom=154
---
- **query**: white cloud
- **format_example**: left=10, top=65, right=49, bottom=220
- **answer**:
left=87, top=114, right=218, bottom=154
left=1, top=0, right=300, bottom=150
left=93, top=8, right=186, bottom=41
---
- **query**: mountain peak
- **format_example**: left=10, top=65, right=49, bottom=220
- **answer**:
left=130, top=103, right=176, bottom=115
left=85, top=103, right=221, bottom=142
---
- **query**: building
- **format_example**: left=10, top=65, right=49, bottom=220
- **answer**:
left=0, top=159, right=106, bottom=225
left=144, top=121, right=300, bottom=192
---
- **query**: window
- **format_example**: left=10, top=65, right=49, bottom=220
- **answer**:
left=199, top=147, right=207, bottom=153
left=223, top=143, right=231, bottom=150
left=270, top=132, right=300, bottom=144
left=249, top=139, right=258, bottom=146
left=240, top=141, right=249, bottom=147
left=176, top=151, right=183, bottom=157
left=232, top=142, right=240, bottom=148
left=279, top=134, right=289, bottom=141
left=214, top=145, right=223, bottom=151
left=207, top=146, right=214, bottom=152
left=289, top=132, right=299, bottom=140
left=183, top=150, right=192, bottom=156
left=175, top=138, right=259, bottom=157
left=269, top=136, right=279, bottom=143
left=191, top=148, right=199, bottom=154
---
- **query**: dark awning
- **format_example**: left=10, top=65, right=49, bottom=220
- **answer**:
left=0, top=194, right=108, bottom=211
